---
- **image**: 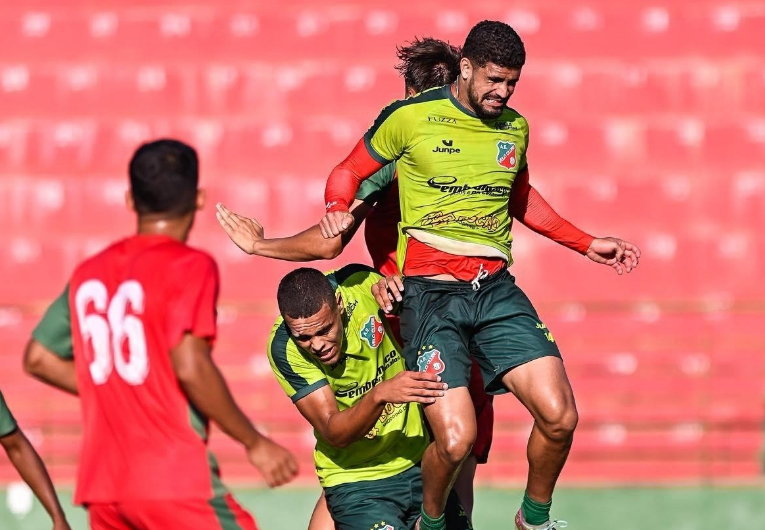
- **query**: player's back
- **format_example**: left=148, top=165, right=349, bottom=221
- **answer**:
left=68, top=234, right=222, bottom=504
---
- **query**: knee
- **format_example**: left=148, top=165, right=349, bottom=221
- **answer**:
left=537, top=401, right=578, bottom=442
left=435, top=425, right=476, bottom=467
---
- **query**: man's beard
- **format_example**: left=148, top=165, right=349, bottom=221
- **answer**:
left=467, top=78, right=505, bottom=120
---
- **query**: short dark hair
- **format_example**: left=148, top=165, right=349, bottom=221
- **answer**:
left=129, top=139, right=199, bottom=216
left=395, top=37, right=461, bottom=93
left=462, top=20, right=526, bottom=70
left=277, top=268, right=336, bottom=320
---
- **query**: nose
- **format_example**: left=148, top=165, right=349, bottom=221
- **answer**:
left=310, top=337, right=326, bottom=354
left=496, top=84, right=511, bottom=99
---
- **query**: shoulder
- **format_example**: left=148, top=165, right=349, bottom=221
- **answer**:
left=326, top=264, right=382, bottom=290
left=370, top=86, right=451, bottom=127
left=498, top=107, right=529, bottom=133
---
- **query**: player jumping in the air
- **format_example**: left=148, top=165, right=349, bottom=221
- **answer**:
left=216, top=39, right=492, bottom=527
left=318, top=21, right=640, bottom=530
left=23, top=139, right=298, bottom=530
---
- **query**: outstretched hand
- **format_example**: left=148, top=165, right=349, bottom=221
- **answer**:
left=216, top=203, right=264, bottom=255
left=585, top=237, right=641, bottom=275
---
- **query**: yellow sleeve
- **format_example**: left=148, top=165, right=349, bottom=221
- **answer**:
left=363, top=101, right=412, bottom=164
left=267, top=320, right=328, bottom=403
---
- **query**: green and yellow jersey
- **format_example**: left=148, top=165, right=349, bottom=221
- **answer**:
left=363, top=84, right=529, bottom=270
left=267, top=264, right=428, bottom=488
left=0, top=390, right=19, bottom=438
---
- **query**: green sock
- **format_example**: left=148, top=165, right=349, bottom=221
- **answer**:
left=521, top=491, right=552, bottom=526
left=419, top=505, right=446, bottom=530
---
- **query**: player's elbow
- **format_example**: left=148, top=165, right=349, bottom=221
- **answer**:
left=319, top=239, right=344, bottom=260
left=23, top=340, right=48, bottom=378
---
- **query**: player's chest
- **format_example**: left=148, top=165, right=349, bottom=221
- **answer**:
left=405, top=122, right=526, bottom=179
left=327, top=315, right=401, bottom=405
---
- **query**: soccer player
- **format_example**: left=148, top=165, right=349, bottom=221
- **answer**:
left=267, top=265, right=470, bottom=530
left=216, top=37, right=492, bottom=524
left=318, top=20, right=640, bottom=530
left=0, top=390, right=71, bottom=530
left=23, top=139, right=298, bottom=530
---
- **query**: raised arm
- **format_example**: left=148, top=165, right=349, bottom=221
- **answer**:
left=509, top=169, right=640, bottom=275
left=295, top=371, right=447, bottom=448
left=321, top=138, right=384, bottom=238
left=171, top=333, right=298, bottom=487
left=216, top=199, right=373, bottom=261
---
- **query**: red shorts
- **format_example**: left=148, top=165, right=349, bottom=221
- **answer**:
left=88, top=494, right=257, bottom=530
left=386, top=314, right=494, bottom=464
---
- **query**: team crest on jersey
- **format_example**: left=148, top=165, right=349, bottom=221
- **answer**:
left=417, top=346, right=445, bottom=375
left=360, top=315, right=385, bottom=348
left=496, top=140, right=517, bottom=169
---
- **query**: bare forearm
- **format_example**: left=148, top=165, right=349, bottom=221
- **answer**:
left=321, top=388, right=386, bottom=447
left=253, top=225, right=343, bottom=261
left=2, top=432, right=67, bottom=522
left=179, top=360, right=263, bottom=448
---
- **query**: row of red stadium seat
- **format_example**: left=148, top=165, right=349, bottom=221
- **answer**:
left=0, top=4, right=762, bottom=62
left=0, top=118, right=763, bottom=176
left=1, top=60, right=764, bottom=118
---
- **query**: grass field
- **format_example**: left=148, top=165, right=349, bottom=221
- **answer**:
left=1, top=486, right=764, bottom=529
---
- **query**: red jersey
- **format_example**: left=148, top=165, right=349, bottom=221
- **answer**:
left=68, top=234, right=223, bottom=504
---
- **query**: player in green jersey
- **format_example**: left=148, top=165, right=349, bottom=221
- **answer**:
left=0, top=390, right=71, bottom=530
left=320, top=20, right=640, bottom=530
left=268, top=265, right=471, bottom=530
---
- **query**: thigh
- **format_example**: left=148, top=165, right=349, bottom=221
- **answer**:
left=501, top=356, right=577, bottom=426
left=125, top=496, right=258, bottom=530
left=400, top=279, right=472, bottom=389
left=472, top=273, right=562, bottom=395
left=88, top=504, right=133, bottom=530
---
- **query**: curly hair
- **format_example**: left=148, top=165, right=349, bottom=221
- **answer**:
left=462, top=20, right=526, bottom=69
left=395, top=37, right=461, bottom=93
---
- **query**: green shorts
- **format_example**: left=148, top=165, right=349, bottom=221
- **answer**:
left=324, top=464, right=471, bottom=530
left=400, top=269, right=561, bottom=395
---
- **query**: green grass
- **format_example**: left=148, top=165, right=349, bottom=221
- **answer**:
left=1, top=486, right=764, bottom=529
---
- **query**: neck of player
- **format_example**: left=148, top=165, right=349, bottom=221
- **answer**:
left=452, top=80, right=477, bottom=116
left=137, top=213, right=194, bottom=243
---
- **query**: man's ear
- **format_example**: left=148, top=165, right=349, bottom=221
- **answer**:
left=125, top=190, right=135, bottom=212
left=196, top=189, right=206, bottom=211
left=460, top=57, right=472, bottom=80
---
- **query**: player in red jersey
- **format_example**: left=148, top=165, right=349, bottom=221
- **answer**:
left=23, top=139, right=298, bottom=530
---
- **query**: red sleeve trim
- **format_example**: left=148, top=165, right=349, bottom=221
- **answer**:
left=324, top=138, right=385, bottom=212
left=509, top=169, right=595, bottom=255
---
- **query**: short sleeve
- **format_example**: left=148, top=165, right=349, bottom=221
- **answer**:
left=166, top=253, right=219, bottom=349
left=267, top=322, right=329, bottom=403
left=363, top=103, right=412, bottom=164
left=32, top=285, right=74, bottom=360
left=0, top=390, right=19, bottom=438
left=355, top=163, right=396, bottom=205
